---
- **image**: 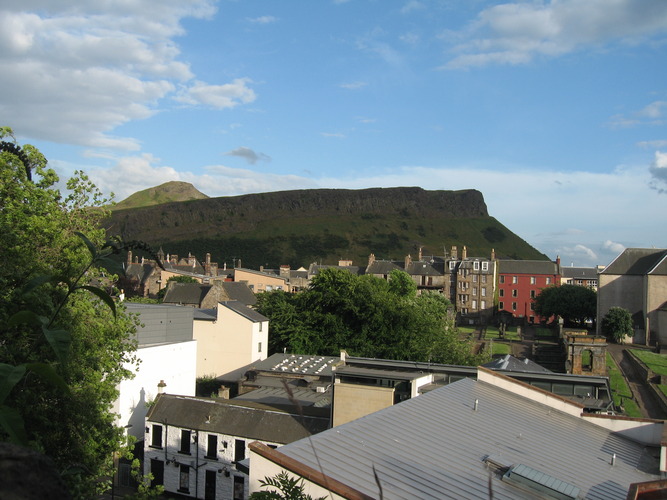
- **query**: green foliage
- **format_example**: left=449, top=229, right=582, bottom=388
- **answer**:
left=533, top=285, right=596, bottom=326
left=0, top=128, right=140, bottom=498
left=601, top=307, right=633, bottom=343
left=250, top=471, right=326, bottom=500
left=256, top=268, right=487, bottom=365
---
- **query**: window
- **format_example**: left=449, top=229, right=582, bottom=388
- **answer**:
left=530, top=276, right=536, bottom=284
left=530, top=303, right=535, bottom=311
left=259, top=322, right=263, bottom=332
left=481, top=275, right=487, bottom=284
left=258, top=342, right=262, bottom=353
left=180, top=430, right=191, bottom=454
left=546, top=277, right=552, bottom=285
left=482, top=262, right=489, bottom=271
left=472, top=299, right=477, bottom=309
left=207, top=434, right=218, bottom=460
left=499, top=275, right=505, bottom=284
left=512, top=276, right=518, bottom=284
left=499, top=289, right=504, bottom=297
left=473, top=261, right=480, bottom=271
left=473, top=287, right=477, bottom=296
left=473, top=274, right=478, bottom=283
left=179, top=464, right=190, bottom=493
left=481, top=287, right=486, bottom=297
left=234, top=439, right=245, bottom=463
left=233, top=476, right=245, bottom=500
left=499, top=302, right=504, bottom=310
left=449, top=261, right=456, bottom=270
left=512, top=302, right=517, bottom=310
left=481, top=300, right=486, bottom=309
left=530, top=290, right=536, bottom=299
left=512, top=289, right=518, bottom=297
left=151, top=424, right=163, bottom=448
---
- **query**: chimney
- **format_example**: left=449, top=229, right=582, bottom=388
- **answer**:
left=259, top=265, right=264, bottom=273
left=280, top=265, right=291, bottom=277
left=556, top=255, right=561, bottom=267
left=451, top=246, right=458, bottom=260
left=405, top=254, right=412, bottom=269
left=157, top=380, right=166, bottom=394
left=206, top=253, right=211, bottom=265
left=368, top=253, right=376, bottom=266
left=462, top=246, right=467, bottom=260
left=491, top=248, right=496, bottom=261
left=127, top=250, right=133, bottom=266
left=418, top=247, right=423, bottom=261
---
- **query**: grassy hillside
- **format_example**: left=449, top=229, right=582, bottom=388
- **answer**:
left=112, top=181, right=208, bottom=210
left=106, top=187, right=547, bottom=268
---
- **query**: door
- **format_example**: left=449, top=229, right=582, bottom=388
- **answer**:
left=150, top=459, right=164, bottom=487
left=205, top=470, right=216, bottom=500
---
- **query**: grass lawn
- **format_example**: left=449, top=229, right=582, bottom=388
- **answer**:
left=484, top=326, right=520, bottom=341
left=490, top=342, right=511, bottom=356
left=630, top=349, right=667, bottom=376
left=606, top=353, right=642, bottom=418
left=534, top=327, right=556, bottom=338
left=457, top=326, right=478, bottom=336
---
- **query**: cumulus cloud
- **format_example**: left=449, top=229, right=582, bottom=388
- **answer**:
left=649, top=150, right=667, bottom=193
left=0, top=1, right=255, bottom=148
left=608, top=100, right=667, bottom=129
left=443, top=0, right=667, bottom=69
left=175, top=79, right=256, bottom=109
left=603, top=240, right=626, bottom=254
left=224, top=147, right=271, bottom=165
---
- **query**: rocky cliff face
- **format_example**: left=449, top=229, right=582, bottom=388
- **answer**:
left=109, top=187, right=488, bottom=241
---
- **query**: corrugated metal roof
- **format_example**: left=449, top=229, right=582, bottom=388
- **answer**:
left=275, top=377, right=660, bottom=500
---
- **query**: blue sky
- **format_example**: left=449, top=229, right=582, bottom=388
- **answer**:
left=2, top=0, right=667, bottom=268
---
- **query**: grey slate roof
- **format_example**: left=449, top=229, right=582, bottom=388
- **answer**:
left=482, top=354, right=551, bottom=373
left=147, top=394, right=328, bottom=444
left=497, top=259, right=560, bottom=275
left=273, top=375, right=659, bottom=500
left=221, top=281, right=257, bottom=306
left=365, top=260, right=403, bottom=275
left=561, top=266, right=598, bottom=280
left=220, top=300, right=267, bottom=322
left=234, top=386, right=331, bottom=409
left=602, top=248, right=667, bottom=276
left=162, top=282, right=211, bottom=305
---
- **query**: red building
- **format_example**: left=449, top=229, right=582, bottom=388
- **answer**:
left=496, top=258, right=561, bottom=323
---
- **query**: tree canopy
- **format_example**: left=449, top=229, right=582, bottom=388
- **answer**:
left=256, top=268, right=487, bottom=366
left=532, top=284, right=597, bottom=326
left=0, top=128, right=139, bottom=497
left=601, top=307, right=633, bottom=343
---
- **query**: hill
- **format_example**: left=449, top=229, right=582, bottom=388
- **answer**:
left=105, top=186, right=547, bottom=268
left=112, top=181, right=208, bottom=210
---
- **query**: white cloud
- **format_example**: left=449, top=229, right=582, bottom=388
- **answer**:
left=175, top=79, right=256, bottom=109
left=649, top=150, right=667, bottom=192
left=608, top=100, right=667, bottom=129
left=339, top=81, right=368, bottom=90
left=443, top=0, right=667, bottom=69
left=603, top=240, right=626, bottom=254
left=0, top=1, right=254, bottom=148
left=247, top=16, right=278, bottom=24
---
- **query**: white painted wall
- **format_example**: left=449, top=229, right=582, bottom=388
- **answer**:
left=116, top=341, right=197, bottom=439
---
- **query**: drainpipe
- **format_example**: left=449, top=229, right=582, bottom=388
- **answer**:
left=195, top=431, right=199, bottom=498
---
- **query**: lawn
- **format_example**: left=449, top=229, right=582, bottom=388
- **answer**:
left=606, top=353, right=642, bottom=418
left=457, top=326, right=478, bottom=336
left=534, top=327, right=556, bottom=338
left=630, top=349, right=667, bottom=376
left=490, top=342, right=510, bottom=356
left=484, top=326, right=520, bottom=341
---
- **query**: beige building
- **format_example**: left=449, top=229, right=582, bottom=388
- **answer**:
left=233, top=267, right=290, bottom=293
left=597, top=248, right=667, bottom=345
left=193, top=301, right=268, bottom=379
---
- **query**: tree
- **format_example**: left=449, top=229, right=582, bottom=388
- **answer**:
left=250, top=471, right=326, bottom=500
left=256, top=268, right=487, bottom=365
left=0, top=128, right=141, bottom=498
left=601, top=307, right=633, bottom=343
left=532, top=284, right=597, bottom=326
